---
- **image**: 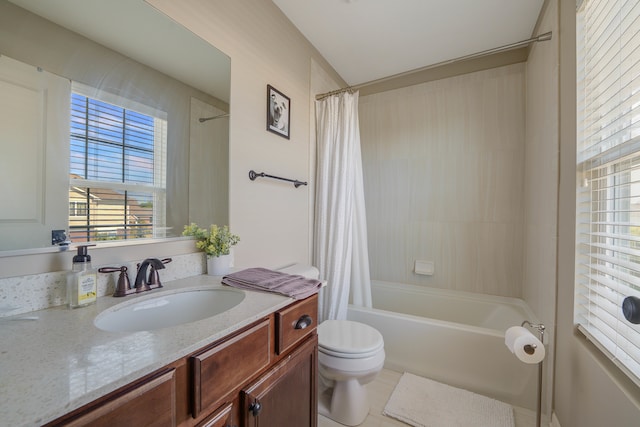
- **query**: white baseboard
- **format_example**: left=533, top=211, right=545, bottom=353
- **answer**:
left=549, top=412, right=561, bottom=427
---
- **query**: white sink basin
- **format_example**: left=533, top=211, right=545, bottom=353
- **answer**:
left=94, top=287, right=245, bottom=332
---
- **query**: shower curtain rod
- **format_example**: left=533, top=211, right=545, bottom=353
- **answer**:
left=315, top=31, right=552, bottom=100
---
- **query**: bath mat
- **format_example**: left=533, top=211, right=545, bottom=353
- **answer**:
left=383, top=372, right=514, bottom=427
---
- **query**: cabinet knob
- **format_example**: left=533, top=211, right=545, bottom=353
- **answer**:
left=249, top=401, right=262, bottom=417
left=295, top=314, right=313, bottom=330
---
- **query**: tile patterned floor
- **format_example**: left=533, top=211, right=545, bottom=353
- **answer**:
left=318, top=368, right=537, bottom=427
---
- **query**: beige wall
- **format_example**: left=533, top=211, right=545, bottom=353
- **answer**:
left=359, top=64, right=525, bottom=298
left=148, top=0, right=345, bottom=270
left=555, top=0, right=640, bottom=425
left=523, top=0, right=558, bottom=420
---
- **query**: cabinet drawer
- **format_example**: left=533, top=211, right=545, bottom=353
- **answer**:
left=191, top=319, right=271, bottom=418
left=52, top=369, right=176, bottom=427
left=196, top=402, right=234, bottom=427
left=276, top=294, right=318, bottom=355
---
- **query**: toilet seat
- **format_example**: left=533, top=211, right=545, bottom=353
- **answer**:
left=318, top=320, right=384, bottom=359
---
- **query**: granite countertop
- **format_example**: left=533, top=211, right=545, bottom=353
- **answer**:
left=0, top=275, right=294, bottom=427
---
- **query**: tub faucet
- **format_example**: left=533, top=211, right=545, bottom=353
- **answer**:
left=134, top=258, right=166, bottom=293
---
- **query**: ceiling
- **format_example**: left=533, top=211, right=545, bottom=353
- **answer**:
left=272, top=0, right=545, bottom=87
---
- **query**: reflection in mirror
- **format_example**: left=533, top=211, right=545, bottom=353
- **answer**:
left=0, top=0, right=230, bottom=253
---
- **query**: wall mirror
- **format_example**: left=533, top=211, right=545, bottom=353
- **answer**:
left=0, top=0, right=230, bottom=254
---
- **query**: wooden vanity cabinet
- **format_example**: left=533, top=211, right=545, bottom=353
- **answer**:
left=47, top=295, right=318, bottom=427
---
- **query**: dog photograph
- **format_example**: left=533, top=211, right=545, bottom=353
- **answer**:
left=267, top=84, right=290, bottom=139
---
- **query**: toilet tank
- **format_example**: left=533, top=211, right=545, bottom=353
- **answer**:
left=278, top=263, right=320, bottom=280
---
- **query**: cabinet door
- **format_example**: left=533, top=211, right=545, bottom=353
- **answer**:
left=52, top=369, right=176, bottom=427
left=241, top=335, right=317, bottom=427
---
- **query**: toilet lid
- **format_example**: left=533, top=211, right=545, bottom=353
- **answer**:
left=318, top=320, right=384, bottom=358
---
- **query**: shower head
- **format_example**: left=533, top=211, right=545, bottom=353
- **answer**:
left=199, top=113, right=229, bottom=123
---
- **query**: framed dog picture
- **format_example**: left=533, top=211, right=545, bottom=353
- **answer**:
left=267, top=84, right=290, bottom=139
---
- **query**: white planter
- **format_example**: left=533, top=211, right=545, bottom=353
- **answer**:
left=207, top=253, right=233, bottom=276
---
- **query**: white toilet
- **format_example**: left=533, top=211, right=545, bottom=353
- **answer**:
left=317, top=319, right=385, bottom=426
left=277, top=264, right=386, bottom=426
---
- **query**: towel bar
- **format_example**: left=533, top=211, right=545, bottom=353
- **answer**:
left=249, top=170, right=307, bottom=188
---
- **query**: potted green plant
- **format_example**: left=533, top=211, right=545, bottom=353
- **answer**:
left=183, top=223, right=240, bottom=275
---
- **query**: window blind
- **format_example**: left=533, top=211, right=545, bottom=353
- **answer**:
left=69, top=87, right=167, bottom=242
left=576, top=0, right=640, bottom=385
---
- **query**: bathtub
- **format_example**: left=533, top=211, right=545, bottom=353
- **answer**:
left=347, top=280, right=539, bottom=409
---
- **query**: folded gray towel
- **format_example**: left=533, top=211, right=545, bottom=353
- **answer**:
left=222, top=267, right=322, bottom=300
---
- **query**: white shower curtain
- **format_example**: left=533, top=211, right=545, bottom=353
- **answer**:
left=314, top=90, right=372, bottom=321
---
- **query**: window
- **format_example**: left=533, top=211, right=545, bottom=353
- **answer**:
left=69, top=84, right=167, bottom=242
left=575, top=0, right=640, bottom=385
left=69, top=201, right=88, bottom=217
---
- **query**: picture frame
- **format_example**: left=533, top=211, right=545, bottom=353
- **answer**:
left=266, top=84, right=290, bottom=139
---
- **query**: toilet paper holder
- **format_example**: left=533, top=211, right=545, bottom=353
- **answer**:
left=521, top=320, right=546, bottom=427
left=521, top=320, right=545, bottom=345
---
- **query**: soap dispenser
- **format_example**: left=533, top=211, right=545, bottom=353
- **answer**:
left=67, top=245, right=98, bottom=309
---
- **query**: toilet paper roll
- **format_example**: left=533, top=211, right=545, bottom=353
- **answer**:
left=505, top=326, right=545, bottom=364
